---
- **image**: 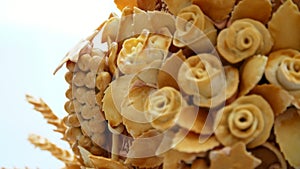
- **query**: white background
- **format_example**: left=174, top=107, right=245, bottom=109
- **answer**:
left=0, top=0, right=119, bottom=168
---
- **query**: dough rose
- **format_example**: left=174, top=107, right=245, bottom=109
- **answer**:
left=177, top=54, right=238, bottom=108
left=214, top=95, right=274, bottom=148
left=117, top=30, right=171, bottom=74
left=265, top=49, right=300, bottom=108
left=217, top=18, right=273, bottom=63
left=173, top=5, right=217, bottom=53
left=145, top=86, right=186, bottom=131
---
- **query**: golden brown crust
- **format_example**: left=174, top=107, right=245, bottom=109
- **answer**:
left=268, top=0, right=300, bottom=51
left=274, top=108, right=300, bottom=168
left=230, top=0, right=272, bottom=24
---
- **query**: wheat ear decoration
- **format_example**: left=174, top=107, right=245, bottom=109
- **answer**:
left=28, top=134, right=78, bottom=164
left=26, top=95, right=66, bottom=136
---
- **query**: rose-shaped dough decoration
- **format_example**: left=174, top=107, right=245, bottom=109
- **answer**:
left=145, top=30, right=172, bottom=59
left=117, top=30, right=149, bottom=74
left=214, top=95, right=274, bottom=148
left=53, top=1, right=300, bottom=168
left=265, top=49, right=300, bottom=108
left=117, top=31, right=150, bottom=74
left=117, top=29, right=171, bottom=74
left=145, top=86, right=186, bottom=131
left=178, top=54, right=223, bottom=102
left=178, top=54, right=238, bottom=108
left=173, top=5, right=217, bottom=53
left=217, top=18, right=273, bottom=63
